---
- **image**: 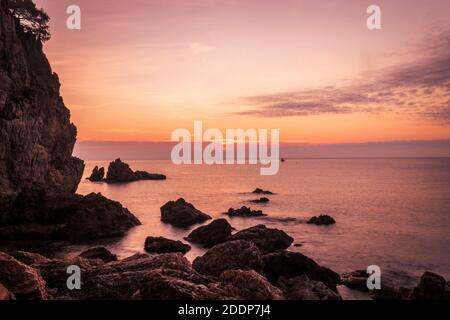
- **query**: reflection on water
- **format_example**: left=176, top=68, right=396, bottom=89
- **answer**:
left=69, top=158, right=450, bottom=283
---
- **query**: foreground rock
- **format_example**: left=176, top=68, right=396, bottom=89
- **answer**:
left=262, top=250, right=341, bottom=291
left=277, top=275, right=341, bottom=300
left=161, top=199, right=212, bottom=228
left=87, top=166, right=105, bottom=182
left=79, top=247, right=118, bottom=262
left=230, top=225, right=293, bottom=254
left=411, top=272, right=449, bottom=300
left=193, top=240, right=264, bottom=277
left=0, top=192, right=141, bottom=241
left=145, top=237, right=191, bottom=254
left=307, top=215, right=336, bottom=226
left=253, top=188, right=274, bottom=195
left=226, top=206, right=266, bottom=218
left=105, top=159, right=166, bottom=184
left=0, top=252, right=48, bottom=300
left=0, top=283, right=14, bottom=300
left=186, top=219, right=233, bottom=248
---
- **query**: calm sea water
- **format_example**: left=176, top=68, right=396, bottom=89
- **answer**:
left=71, top=159, right=450, bottom=284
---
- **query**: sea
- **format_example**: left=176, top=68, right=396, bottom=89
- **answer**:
left=69, top=158, right=450, bottom=286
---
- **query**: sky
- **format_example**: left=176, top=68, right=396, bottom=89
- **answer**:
left=34, top=0, right=450, bottom=156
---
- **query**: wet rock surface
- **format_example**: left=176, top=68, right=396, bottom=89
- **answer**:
left=230, top=224, right=293, bottom=254
left=144, top=237, right=191, bottom=254
left=79, top=247, right=118, bottom=262
left=186, top=219, right=233, bottom=248
left=161, top=198, right=212, bottom=228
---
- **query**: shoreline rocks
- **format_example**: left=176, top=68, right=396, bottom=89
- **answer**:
left=226, top=206, right=266, bottom=218
left=79, top=247, right=118, bottom=263
left=161, top=199, right=212, bottom=228
left=145, top=237, right=191, bottom=254
left=185, top=219, right=233, bottom=248
left=253, top=188, right=274, bottom=195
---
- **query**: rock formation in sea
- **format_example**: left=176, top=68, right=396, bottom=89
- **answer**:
left=307, top=215, right=336, bottom=226
left=226, top=206, right=266, bottom=217
left=144, top=236, right=191, bottom=254
left=161, top=198, right=212, bottom=227
left=0, top=1, right=140, bottom=241
left=105, top=158, right=166, bottom=183
left=185, top=219, right=233, bottom=248
left=87, top=166, right=105, bottom=182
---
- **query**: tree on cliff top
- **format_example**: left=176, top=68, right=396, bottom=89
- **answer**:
left=7, top=0, right=50, bottom=42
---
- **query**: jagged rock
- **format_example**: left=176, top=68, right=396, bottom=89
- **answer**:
left=277, top=275, right=341, bottom=300
left=87, top=166, right=105, bottom=182
left=411, top=272, right=448, bottom=300
left=253, top=188, right=274, bottom=195
left=307, top=215, right=336, bottom=226
left=249, top=197, right=270, bottom=204
left=219, top=270, right=283, bottom=300
left=105, top=159, right=166, bottom=183
left=193, top=240, right=264, bottom=277
left=0, top=192, right=141, bottom=241
left=185, top=219, right=233, bottom=248
left=0, top=283, right=15, bottom=300
left=262, top=250, right=341, bottom=291
left=161, top=198, right=212, bottom=228
left=9, top=251, right=52, bottom=266
left=0, top=1, right=84, bottom=201
left=79, top=247, right=118, bottom=262
left=139, top=268, right=233, bottom=300
left=144, top=237, right=191, bottom=254
left=226, top=206, right=266, bottom=218
left=0, top=252, right=48, bottom=300
left=230, top=224, right=293, bottom=254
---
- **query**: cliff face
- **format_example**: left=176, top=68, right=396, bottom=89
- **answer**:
left=0, top=0, right=84, bottom=205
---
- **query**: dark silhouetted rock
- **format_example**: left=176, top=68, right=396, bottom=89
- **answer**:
left=193, top=240, right=264, bottom=277
left=249, top=197, right=270, bottom=204
left=307, top=215, right=336, bottom=226
left=79, top=247, right=118, bottom=262
left=226, top=206, right=266, bottom=218
left=186, top=219, right=233, bottom=247
left=9, top=251, right=52, bottom=266
left=105, top=159, right=166, bottom=183
left=161, top=198, right=212, bottom=228
left=230, top=225, right=293, bottom=254
left=87, top=166, right=105, bottom=182
left=253, top=188, right=274, bottom=195
left=145, top=237, right=191, bottom=254
left=0, top=283, right=15, bottom=300
left=411, top=272, right=448, bottom=300
left=0, top=252, right=48, bottom=300
left=219, top=269, right=283, bottom=300
left=262, top=250, right=341, bottom=291
left=277, top=275, right=341, bottom=300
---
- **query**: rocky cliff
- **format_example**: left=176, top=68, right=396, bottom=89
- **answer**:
left=0, top=0, right=84, bottom=206
left=0, top=0, right=140, bottom=240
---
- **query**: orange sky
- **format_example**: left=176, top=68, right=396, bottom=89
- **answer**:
left=35, top=0, right=450, bottom=143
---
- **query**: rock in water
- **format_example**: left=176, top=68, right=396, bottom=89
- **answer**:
left=0, top=252, right=48, bottom=300
left=105, top=159, right=166, bottom=183
left=161, top=198, right=212, bottom=228
left=144, top=237, right=191, bottom=254
left=277, top=275, right=341, bottom=300
left=249, top=197, right=270, bottom=204
left=230, top=224, right=293, bottom=254
left=226, top=206, right=266, bottom=218
left=307, top=215, right=336, bottom=226
left=253, top=188, right=274, bottom=195
left=193, top=240, right=264, bottom=277
left=87, top=166, right=105, bottom=182
left=79, top=247, right=118, bottom=262
left=262, top=250, right=341, bottom=291
left=186, top=219, right=233, bottom=247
